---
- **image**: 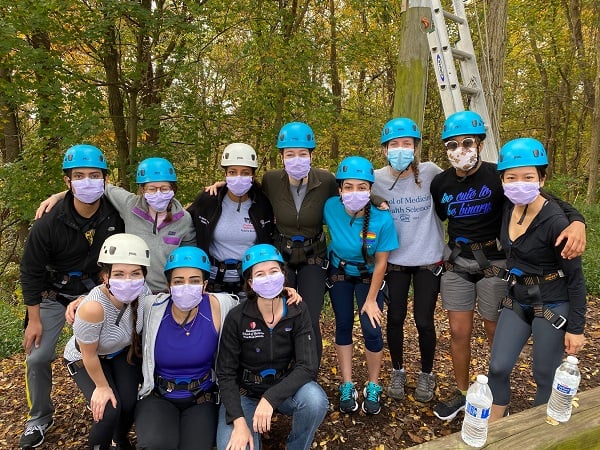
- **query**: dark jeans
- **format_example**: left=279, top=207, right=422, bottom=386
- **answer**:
left=385, top=268, right=439, bottom=372
left=135, top=393, right=218, bottom=450
left=69, top=351, right=140, bottom=450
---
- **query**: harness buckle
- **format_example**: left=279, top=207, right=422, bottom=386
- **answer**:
left=291, top=235, right=305, bottom=243
left=499, top=268, right=511, bottom=282
left=66, top=360, right=80, bottom=376
left=432, top=264, right=444, bottom=277
left=552, top=315, right=568, bottom=330
left=379, top=280, right=386, bottom=291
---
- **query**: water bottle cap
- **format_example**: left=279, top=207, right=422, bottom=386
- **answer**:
left=566, top=355, right=579, bottom=365
left=476, top=374, right=488, bottom=384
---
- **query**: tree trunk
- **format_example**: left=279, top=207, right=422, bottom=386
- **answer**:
left=0, top=67, right=21, bottom=162
left=328, top=0, right=341, bottom=160
left=393, top=1, right=430, bottom=130
left=481, top=0, right=508, bottom=146
left=102, top=23, right=129, bottom=187
left=586, top=14, right=600, bottom=204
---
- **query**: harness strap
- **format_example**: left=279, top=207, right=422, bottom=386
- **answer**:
left=242, top=367, right=288, bottom=385
left=387, top=261, right=444, bottom=276
left=447, top=238, right=497, bottom=268
left=155, top=371, right=212, bottom=394
left=500, top=297, right=568, bottom=330
left=209, top=257, right=242, bottom=293
left=507, top=270, right=565, bottom=286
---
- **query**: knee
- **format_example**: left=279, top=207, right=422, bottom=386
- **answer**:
left=296, top=383, right=329, bottom=417
left=335, top=321, right=353, bottom=346
left=26, top=347, right=53, bottom=368
left=364, top=331, right=384, bottom=353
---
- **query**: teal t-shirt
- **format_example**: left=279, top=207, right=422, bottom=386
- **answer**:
left=323, top=196, right=398, bottom=276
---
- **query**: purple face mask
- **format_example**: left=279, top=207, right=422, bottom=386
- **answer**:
left=108, top=278, right=145, bottom=303
left=71, top=178, right=105, bottom=204
left=284, top=156, right=311, bottom=180
left=144, top=190, right=175, bottom=212
left=341, top=191, right=370, bottom=213
left=503, top=181, right=540, bottom=206
left=251, top=271, right=285, bottom=299
left=226, top=176, right=253, bottom=197
left=170, top=284, right=204, bottom=311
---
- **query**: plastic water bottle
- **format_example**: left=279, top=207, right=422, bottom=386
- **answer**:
left=547, top=355, right=581, bottom=422
left=461, top=374, right=493, bottom=448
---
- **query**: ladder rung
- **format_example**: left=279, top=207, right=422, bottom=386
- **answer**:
left=451, top=48, right=473, bottom=60
left=460, top=85, right=480, bottom=95
left=442, top=10, right=465, bottom=25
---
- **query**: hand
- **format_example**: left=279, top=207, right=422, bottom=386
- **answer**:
left=555, top=221, right=586, bottom=259
left=23, top=319, right=43, bottom=354
left=35, top=195, right=60, bottom=220
left=360, top=299, right=382, bottom=328
left=205, top=180, right=226, bottom=196
left=284, top=287, right=302, bottom=305
left=564, top=332, right=586, bottom=355
left=376, top=201, right=389, bottom=210
left=66, top=296, right=85, bottom=325
left=90, top=385, right=117, bottom=422
left=252, top=398, right=274, bottom=434
left=226, top=417, right=254, bottom=450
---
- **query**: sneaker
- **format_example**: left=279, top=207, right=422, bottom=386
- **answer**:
left=339, top=381, right=359, bottom=413
left=433, top=390, right=466, bottom=421
left=362, top=381, right=383, bottom=415
left=414, top=371, right=436, bottom=402
left=387, top=369, right=406, bottom=400
left=20, top=420, right=54, bottom=449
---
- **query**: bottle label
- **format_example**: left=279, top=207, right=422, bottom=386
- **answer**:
left=554, top=382, right=577, bottom=395
left=466, top=402, right=490, bottom=419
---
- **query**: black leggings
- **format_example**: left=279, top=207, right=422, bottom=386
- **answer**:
left=385, top=268, right=440, bottom=372
left=286, top=262, right=327, bottom=363
left=135, top=393, right=218, bottom=450
left=69, top=351, right=140, bottom=449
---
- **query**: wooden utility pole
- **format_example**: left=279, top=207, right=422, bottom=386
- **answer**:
left=393, top=0, right=431, bottom=131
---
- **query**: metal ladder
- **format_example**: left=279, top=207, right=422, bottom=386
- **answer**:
left=426, top=0, right=498, bottom=162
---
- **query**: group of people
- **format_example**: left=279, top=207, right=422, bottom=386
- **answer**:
left=19, top=111, right=587, bottom=450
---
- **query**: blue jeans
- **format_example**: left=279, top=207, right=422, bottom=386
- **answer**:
left=216, top=381, right=328, bottom=450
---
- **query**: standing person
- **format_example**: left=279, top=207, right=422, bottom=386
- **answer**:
left=487, top=138, right=587, bottom=420
left=20, top=144, right=124, bottom=449
left=135, top=246, right=239, bottom=450
left=36, top=157, right=196, bottom=293
left=430, top=111, right=587, bottom=421
left=262, top=122, right=339, bottom=363
left=216, top=244, right=328, bottom=450
left=324, top=156, right=399, bottom=415
left=373, top=118, right=445, bottom=403
left=63, top=233, right=150, bottom=450
left=187, top=143, right=274, bottom=299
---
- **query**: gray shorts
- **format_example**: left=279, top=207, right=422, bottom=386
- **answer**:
left=440, top=246, right=507, bottom=321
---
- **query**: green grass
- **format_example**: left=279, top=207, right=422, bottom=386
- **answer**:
left=579, top=202, right=600, bottom=297
left=0, top=299, right=24, bottom=358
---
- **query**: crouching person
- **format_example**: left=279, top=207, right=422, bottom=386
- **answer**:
left=216, top=244, right=328, bottom=450
left=135, top=246, right=239, bottom=450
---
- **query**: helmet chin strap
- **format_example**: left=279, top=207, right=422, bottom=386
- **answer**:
left=388, top=164, right=410, bottom=191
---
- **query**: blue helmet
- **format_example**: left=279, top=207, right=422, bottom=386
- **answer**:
left=136, top=157, right=177, bottom=183
left=335, top=156, right=375, bottom=183
left=442, top=111, right=486, bottom=140
left=497, top=138, right=548, bottom=171
left=241, top=244, right=284, bottom=278
left=380, top=117, right=421, bottom=144
left=277, top=122, right=316, bottom=150
left=62, top=144, right=108, bottom=170
left=164, top=246, right=211, bottom=274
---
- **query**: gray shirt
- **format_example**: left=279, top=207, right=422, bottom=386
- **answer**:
left=373, top=162, right=445, bottom=266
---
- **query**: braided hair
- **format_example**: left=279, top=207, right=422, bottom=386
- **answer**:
left=360, top=203, right=371, bottom=263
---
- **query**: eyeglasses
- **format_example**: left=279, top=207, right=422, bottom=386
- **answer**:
left=144, top=186, right=172, bottom=194
left=444, top=138, right=478, bottom=151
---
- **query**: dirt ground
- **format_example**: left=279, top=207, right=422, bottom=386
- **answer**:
left=2, top=296, right=599, bottom=449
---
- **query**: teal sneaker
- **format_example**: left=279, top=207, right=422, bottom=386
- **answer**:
left=362, top=381, right=383, bottom=415
left=339, top=381, right=359, bottom=413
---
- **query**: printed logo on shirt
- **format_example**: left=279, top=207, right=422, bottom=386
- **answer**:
left=242, top=217, right=256, bottom=233
left=440, top=185, right=493, bottom=218
left=359, top=231, right=377, bottom=246
left=242, top=327, right=265, bottom=339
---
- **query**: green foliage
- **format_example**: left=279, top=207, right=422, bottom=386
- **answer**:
left=0, top=299, right=23, bottom=358
left=579, top=203, right=600, bottom=297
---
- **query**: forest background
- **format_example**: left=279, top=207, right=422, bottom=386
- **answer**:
left=0, top=1, right=599, bottom=448
left=0, top=0, right=598, bottom=350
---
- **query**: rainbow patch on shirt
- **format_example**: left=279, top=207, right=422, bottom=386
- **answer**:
left=359, top=231, right=377, bottom=244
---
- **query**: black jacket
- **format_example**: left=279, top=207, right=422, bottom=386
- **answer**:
left=500, top=199, right=587, bottom=334
left=187, top=184, right=274, bottom=255
left=20, top=192, right=125, bottom=306
left=216, top=300, right=318, bottom=424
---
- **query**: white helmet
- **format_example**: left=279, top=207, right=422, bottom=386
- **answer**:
left=98, top=234, right=151, bottom=267
left=221, top=143, right=258, bottom=168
